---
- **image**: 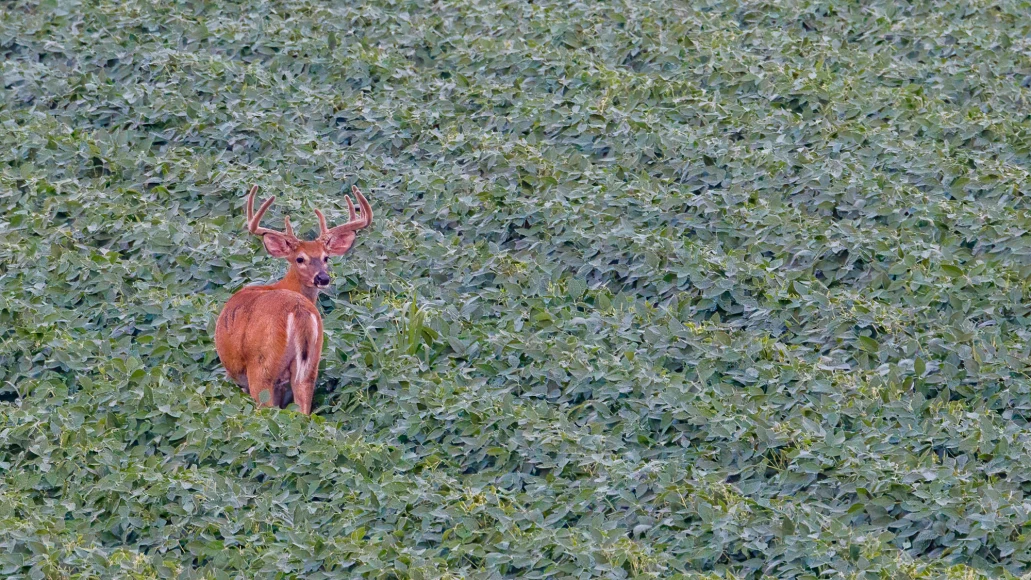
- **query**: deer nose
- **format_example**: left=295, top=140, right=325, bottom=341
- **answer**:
left=314, top=272, right=331, bottom=287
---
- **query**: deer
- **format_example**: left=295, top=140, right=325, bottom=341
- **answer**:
left=214, top=184, right=372, bottom=415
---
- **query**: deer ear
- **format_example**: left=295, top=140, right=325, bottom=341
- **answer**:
left=324, top=232, right=357, bottom=256
left=262, top=233, right=295, bottom=257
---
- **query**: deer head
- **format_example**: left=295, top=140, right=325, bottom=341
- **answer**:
left=245, top=184, right=373, bottom=289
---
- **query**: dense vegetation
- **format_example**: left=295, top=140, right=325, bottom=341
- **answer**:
left=3, top=0, right=1031, bottom=577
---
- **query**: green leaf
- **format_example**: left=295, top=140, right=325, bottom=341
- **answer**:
left=858, top=335, right=879, bottom=352
left=567, top=278, right=587, bottom=298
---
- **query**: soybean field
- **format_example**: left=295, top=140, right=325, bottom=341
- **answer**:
left=3, top=0, right=1031, bottom=578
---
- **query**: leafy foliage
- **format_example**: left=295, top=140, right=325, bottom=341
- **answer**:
left=2, top=0, right=1031, bottom=577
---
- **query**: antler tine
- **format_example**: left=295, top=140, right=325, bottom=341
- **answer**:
left=314, top=208, right=329, bottom=238
left=317, top=185, right=373, bottom=240
left=245, top=185, right=259, bottom=223
left=344, top=195, right=358, bottom=222
left=353, top=185, right=372, bottom=228
left=245, top=185, right=296, bottom=239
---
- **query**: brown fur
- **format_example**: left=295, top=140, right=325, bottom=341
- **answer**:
left=214, top=185, right=371, bottom=415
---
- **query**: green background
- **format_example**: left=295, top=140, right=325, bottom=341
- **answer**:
left=3, top=0, right=1031, bottom=577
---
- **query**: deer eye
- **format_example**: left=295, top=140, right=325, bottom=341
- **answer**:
left=296, top=257, right=304, bottom=264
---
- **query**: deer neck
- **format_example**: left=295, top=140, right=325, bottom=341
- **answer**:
left=272, top=269, right=320, bottom=304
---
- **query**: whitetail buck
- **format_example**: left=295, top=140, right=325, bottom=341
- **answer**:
left=214, top=184, right=372, bottom=414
